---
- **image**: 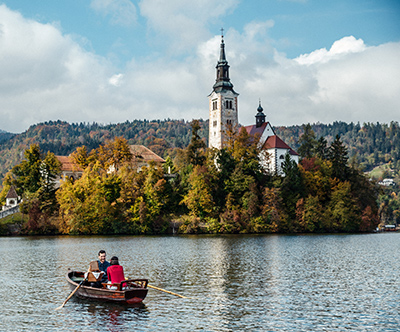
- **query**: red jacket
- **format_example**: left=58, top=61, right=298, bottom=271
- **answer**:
left=107, top=265, right=125, bottom=284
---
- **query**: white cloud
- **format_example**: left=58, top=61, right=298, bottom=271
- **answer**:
left=138, top=0, right=239, bottom=53
left=109, top=73, right=124, bottom=86
left=236, top=35, right=400, bottom=127
left=90, top=0, right=137, bottom=26
left=295, top=36, right=366, bottom=65
left=0, top=4, right=399, bottom=135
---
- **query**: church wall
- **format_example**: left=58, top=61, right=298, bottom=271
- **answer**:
left=209, top=91, right=238, bottom=149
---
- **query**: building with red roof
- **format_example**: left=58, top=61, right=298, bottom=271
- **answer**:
left=243, top=103, right=299, bottom=174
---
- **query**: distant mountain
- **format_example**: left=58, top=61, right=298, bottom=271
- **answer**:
left=0, top=129, right=15, bottom=144
left=0, top=119, right=399, bottom=180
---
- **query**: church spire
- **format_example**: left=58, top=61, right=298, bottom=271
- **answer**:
left=255, top=99, right=266, bottom=128
left=208, top=29, right=239, bottom=150
left=219, top=29, right=227, bottom=62
left=213, top=30, right=235, bottom=93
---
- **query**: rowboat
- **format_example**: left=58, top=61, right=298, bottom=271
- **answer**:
left=66, top=270, right=148, bottom=304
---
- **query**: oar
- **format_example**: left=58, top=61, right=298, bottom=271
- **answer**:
left=147, top=284, right=188, bottom=299
left=55, top=277, right=86, bottom=310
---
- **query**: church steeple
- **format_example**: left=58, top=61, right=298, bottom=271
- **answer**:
left=255, top=100, right=266, bottom=128
left=208, top=30, right=239, bottom=150
left=213, top=32, right=235, bottom=93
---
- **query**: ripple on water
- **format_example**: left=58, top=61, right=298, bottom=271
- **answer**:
left=1, top=234, right=400, bottom=331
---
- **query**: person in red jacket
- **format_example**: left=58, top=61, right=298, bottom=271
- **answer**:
left=107, top=256, right=125, bottom=286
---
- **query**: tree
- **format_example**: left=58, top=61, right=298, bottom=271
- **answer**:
left=296, top=195, right=324, bottom=232
left=280, top=152, right=304, bottom=222
left=326, top=181, right=361, bottom=232
left=187, top=120, right=206, bottom=166
left=328, top=135, right=349, bottom=181
left=181, top=165, right=215, bottom=219
left=315, top=136, right=329, bottom=160
left=57, top=163, right=123, bottom=234
left=12, top=144, right=43, bottom=194
left=70, top=146, right=90, bottom=169
left=297, top=124, right=317, bottom=159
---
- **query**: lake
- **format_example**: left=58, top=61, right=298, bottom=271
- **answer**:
left=1, top=233, right=400, bottom=331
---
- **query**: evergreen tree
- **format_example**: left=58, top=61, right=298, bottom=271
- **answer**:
left=187, top=120, right=206, bottom=166
left=328, top=135, right=349, bottom=181
left=315, top=136, right=329, bottom=160
left=297, top=123, right=317, bottom=159
left=280, top=152, right=304, bottom=224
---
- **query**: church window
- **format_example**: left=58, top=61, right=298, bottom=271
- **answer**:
left=279, top=155, right=284, bottom=159
left=212, top=101, right=217, bottom=110
left=225, top=100, right=233, bottom=109
left=227, top=119, right=232, bottom=125
left=213, top=121, right=217, bottom=127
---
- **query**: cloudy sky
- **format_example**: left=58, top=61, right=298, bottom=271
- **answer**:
left=0, top=0, right=399, bottom=133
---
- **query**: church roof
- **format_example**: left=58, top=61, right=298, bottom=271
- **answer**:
left=212, top=35, right=238, bottom=95
left=243, top=122, right=272, bottom=137
left=263, top=135, right=299, bottom=155
left=129, top=145, right=166, bottom=163
left=6, top=185, right=18, bottom=199
left=55, top=155, right=83, bottom=172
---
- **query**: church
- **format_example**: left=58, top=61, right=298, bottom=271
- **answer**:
left=208, top=34, right=298, bottom=175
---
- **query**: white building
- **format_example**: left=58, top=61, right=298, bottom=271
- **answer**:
left=208, top=35, right=298, bottom=175
left=2, top=185, right=21, bottom=211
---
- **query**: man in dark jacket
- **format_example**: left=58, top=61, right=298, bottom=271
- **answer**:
left=97, top=250, right=111, bottom=283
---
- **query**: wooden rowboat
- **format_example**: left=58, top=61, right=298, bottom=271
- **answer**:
left=66, top=270, right=148, bottom=304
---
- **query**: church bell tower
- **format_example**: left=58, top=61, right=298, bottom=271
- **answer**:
left=208, top=31, right=239, bottom=149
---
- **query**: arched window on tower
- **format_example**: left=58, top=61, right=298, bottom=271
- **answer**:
left=225, top=100, right=233, bottom=109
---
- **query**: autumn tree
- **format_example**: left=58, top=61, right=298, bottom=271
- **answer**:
left=181, top=165, right=215, bottom=219
left=9, top=144, right=61, bottom=233
left=57, top=163, right=124, bottom=234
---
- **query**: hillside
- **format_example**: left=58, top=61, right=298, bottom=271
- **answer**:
left=0, top=119, right=399, bottom=180
left=275, top=121, right=400, bottom=172
left=0, top=119, right=208, bottom=179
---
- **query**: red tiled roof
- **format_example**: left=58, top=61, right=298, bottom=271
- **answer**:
left=129, top=145, right=166, bottom=163
left=263, top=135, right=299, bottom=155
left=243, top=122, right=271, bottom=137
left=55, top=156, right=83, bottom=172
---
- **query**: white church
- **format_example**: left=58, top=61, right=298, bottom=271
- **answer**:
left=208, top=34, right=298, bottom=175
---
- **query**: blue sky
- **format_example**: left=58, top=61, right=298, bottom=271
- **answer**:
left=1, top=0, right=399, bottom=133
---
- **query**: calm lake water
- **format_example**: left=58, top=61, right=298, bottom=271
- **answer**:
left=1, top=233, right=400, bottom=331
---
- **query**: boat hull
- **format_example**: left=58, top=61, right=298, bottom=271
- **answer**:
left=67, top=271, right=148, bottom=304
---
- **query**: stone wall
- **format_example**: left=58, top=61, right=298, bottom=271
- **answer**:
left=0, top=205, right=20, bottom=219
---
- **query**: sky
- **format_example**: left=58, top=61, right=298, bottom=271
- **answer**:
left=0, top=0, right=399, bottom=133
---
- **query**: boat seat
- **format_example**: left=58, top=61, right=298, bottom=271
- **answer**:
left=87, top=261, right=104, bottom=282
left=102, top=282, right=123, bottom=290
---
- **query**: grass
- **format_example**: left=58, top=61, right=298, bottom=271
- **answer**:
left=0, top=212, right=28, bottom=235
left=368, top=163, right=395, bottom=180
left=0, top=212, right=28, bottom=224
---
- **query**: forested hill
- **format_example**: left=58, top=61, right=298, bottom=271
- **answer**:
left=0, top=119, right=207, bottom=179
left=275, top=121, right=400, bottom=172
left=0, top=119, right=399, bottom=179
